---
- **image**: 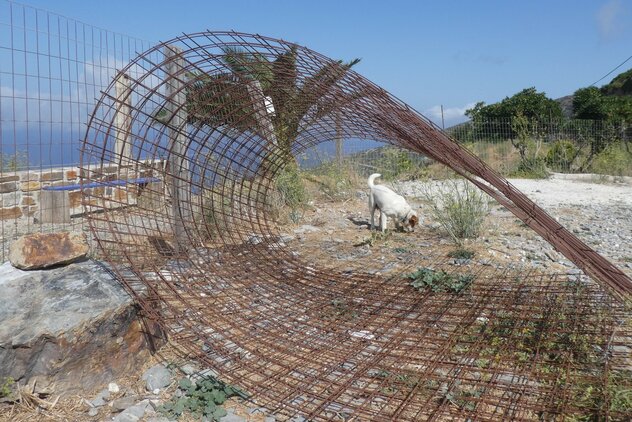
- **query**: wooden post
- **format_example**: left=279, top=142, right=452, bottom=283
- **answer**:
left=164, top=45, right=190, bottom=251
left=114, top=72, right=132, bottom=166
left=335, top=112, right=343, bottom=167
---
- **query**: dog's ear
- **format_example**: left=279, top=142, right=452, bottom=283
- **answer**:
left=409, top=214, right=419, bottom=228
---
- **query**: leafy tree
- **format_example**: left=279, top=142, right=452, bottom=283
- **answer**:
left=465, top=88, right=563, bottom=141
left=465, top=87, right=563, bottom=123
left=572, top=87, right=609, bottom=120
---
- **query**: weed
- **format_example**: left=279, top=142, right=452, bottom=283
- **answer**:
left=322, top=298, right=359, bottom=320
left=1, top=377, right=14, bottom=399
left=372, top=369, right=421, bottom=395
left=447, top=247, right=475, bottom=260
left=273, top=163, right=310, bottom=223
left=406, top=267, right=474, bottom=294
left=420, top=178, right=490, bottom=244
left=354, top=230, right=391, bottom=247
left=159, top=375, right=247, bottom=421
left=393, top=247, right=409, bottom=254
left=437, top=380, right=483, bottom=411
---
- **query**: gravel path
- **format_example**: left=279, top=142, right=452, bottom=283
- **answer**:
left=394, top=173, right=632, bottom=277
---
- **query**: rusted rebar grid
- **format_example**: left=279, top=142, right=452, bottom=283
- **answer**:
left=81, top=32, right=632, bottom=420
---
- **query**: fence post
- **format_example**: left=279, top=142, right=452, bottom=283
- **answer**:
left=114, top=72, right=132, bottom=166
left=335, top=112, right=343, bottom=166
left=164, top=45, right=190, bottom=252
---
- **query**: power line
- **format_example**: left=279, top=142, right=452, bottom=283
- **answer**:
left=590, top=54, right=632, bottom=86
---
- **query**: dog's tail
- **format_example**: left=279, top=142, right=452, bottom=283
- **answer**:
left=368, top=173, right=381, bottom=188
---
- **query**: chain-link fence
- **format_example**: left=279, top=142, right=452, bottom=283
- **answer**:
left=300, top=118, right=632, bottom=185
left=449, top=118, right=632, bottom=177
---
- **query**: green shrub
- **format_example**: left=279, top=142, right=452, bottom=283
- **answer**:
left=159, top=375, right=247, bottom=421
left=273, top=163, right=310, bottom=223
left=546, top=140, right=578, bottom=172
left=420, top=179, right=490, bottom=243
left=590, top=143, right=632, bottom=177
left=406, top=267, right=474, bottom=294
left=509, top=157, right=549, bottom=179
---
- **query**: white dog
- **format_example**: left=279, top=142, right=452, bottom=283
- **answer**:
left=368, top=173, right=418, bottom=232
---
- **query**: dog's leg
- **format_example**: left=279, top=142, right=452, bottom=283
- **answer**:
left=369, top=194, right=376, bottom=231
left=380, top=211, right=387, bottom=232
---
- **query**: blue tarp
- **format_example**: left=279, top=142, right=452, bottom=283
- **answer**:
left=42, top=177, right=161, bottom=191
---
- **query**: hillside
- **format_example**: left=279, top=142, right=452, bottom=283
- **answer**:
left=555, top=67, right=632, bottom=117
left=600, top=68, right=632, bottom=96
left=553, top=67, right=632, bottom=119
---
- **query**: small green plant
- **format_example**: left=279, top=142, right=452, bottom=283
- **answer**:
left=406, top=267, right=474, bottom=294
left=372, top=369, right=421, bottom=395
left=420, top=178, right=490, bottom=244
left=159, top=375, right=247, bottom=420
left=322, top=298, right=359, bottom=320
left=1, top=377, right=14, bottom=399
left=436, top=380, right=483, bottom=411
left=447, top=247, right=475, bottom=260
left=354, top=230, right=391, bottom=247
left=393, top=247, right=409, bottom=254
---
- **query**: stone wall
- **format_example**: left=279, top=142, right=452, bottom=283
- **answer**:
left=0, top=161, right=164, bottom=225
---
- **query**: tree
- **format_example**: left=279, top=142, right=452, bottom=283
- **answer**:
left=466, top=87, right=563, bottom=122
left=183, top=46, right=362, bottom=168
left=572, top=87, right=609, bottom=120
left=465, top=88, right=563, bottom=141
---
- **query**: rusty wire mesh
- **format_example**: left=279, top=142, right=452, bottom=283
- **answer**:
left=80, top=31, right=632, bottom=420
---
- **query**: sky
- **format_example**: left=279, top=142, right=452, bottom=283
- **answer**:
left=8, top=0, right=632, bottom=128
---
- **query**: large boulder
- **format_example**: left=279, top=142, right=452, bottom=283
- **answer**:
left=0, top=260, right=166, bottom=394
left=8, top=231, right=89, bottom=270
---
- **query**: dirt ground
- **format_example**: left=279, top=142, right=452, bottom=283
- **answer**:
left=2, top=173, right=630, bottom=421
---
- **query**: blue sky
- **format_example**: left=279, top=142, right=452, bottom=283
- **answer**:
left=11, top=0, right=632, bottom=126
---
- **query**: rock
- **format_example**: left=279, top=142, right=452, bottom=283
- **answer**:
left=88, top=407, right=99, bottom=417
left=8, top=231, right=89, bottom=270
left=0, top=260, right=166, bottom=395
left=113, top=400, right=149, bottom=422
left=91, top=388, right=111, bottom=407
left=180, top=363, right=198, bottom=375
left=142, top=364, right=172, bottom=391
left=146, top=417, right=172, bottom=422
left=111, top=395, right=141, bottom=411
left=219, top=414, right=247, bottom=422
left=293, top=225, right=321, bottom=234
left=109, top=382, right=120, bottom=393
